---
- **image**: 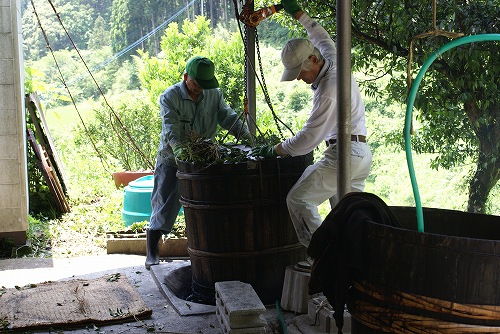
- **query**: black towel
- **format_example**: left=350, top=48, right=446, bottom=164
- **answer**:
left=307, top=192, right=401, bottom=333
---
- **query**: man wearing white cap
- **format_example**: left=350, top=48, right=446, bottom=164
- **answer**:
left=252, top=1, right=373, bottom=258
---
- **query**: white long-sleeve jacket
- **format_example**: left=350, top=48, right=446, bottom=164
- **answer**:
left=281, top=13, right=367, bottom=157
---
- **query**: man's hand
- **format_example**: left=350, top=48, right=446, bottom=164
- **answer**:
left=240, top=130, right=253, bottom=146
left=173, top=145, right=187, bottom=160
left=240, top=128, right=252, bottom=143
left=251, top=145, right=278, bottom=158
left=281, top=0, right=301, bottom=16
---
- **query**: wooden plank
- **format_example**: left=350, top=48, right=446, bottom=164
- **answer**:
left=27, top=129, right=70, bottom=213
left=25, top=93, right=68, bottom=194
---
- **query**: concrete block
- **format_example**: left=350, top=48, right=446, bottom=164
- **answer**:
left=0, top=6, right=12, bottom=33
left=308, top=296, right=333, bottom=333
left=216, top=303, right=266, bottom=334
left=0, top=159, right=20, bottom=184
left=0, top=34, right=13, bottom=58
left=0, top=183, right=22, bottom=208
left=0, top=134, right=19, bottom=159
left=0, top=59, right=14, bottom=84
left=0, top=85, right=15, bottom=109
left=280, top=264, right=310, bottom=313
left=0, top=109, right=17, bottom=135
left=215, top=281, right=267, bottom=331
left=216, top=296, right=267, bottom=329
left=307, top=295, right=352, bottom=333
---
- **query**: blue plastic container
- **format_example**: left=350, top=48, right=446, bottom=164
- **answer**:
left=122, top=175, right=154, bottom=226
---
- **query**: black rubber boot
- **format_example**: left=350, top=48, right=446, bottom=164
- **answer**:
left=145, top=229, right=162, bottom=270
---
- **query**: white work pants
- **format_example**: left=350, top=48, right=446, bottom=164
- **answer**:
left=286, top=141, right=373, bottom=248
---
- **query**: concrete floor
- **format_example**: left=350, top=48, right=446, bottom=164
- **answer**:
left=0, top=254, right=349, bottom=334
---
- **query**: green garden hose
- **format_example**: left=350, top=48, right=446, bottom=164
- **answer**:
left=404, top=33, right=500, bottom=232
left=276, top=300, right=288, bottom=334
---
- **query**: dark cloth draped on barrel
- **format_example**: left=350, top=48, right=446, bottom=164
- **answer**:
left=307, top=192, right=402, bottom=333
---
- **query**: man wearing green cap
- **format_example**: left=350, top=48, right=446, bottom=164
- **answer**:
left=252, top=2, right=372, bottom=259
left=146, top=56, right=251, bottom=269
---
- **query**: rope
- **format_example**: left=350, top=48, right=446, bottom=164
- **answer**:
left=349, top=280, right=500, bottom=333
left=406, top=0, right=464, bottom=96
left=310, top=296, right=334, bottom=326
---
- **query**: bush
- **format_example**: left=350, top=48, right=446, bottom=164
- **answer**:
left=75, top=90, right=160, bottom=171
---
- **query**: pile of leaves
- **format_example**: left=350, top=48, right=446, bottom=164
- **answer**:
left=176, top=132, right=281, bottom=164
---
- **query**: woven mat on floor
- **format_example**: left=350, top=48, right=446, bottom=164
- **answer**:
left=0, top=273, right=152, bottom=331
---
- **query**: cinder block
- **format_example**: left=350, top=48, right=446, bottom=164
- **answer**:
left=216, top=304, right=266, bottom=334
left=280, top=264, right=310, bottom=314
left=0, top=59, right=14, bottom=84
left=308, top=296, right=352, bottom=333
left=0, top=35, right=13, bottom=58
left=340, top=312, right=352, bottom=333
left=0, top=85, right=15, bottom=109
left=215, top=281, right=267, bottom=332
left=308, top=296, right=333, bottom=333
left=1, top=6, right=12, bottom=33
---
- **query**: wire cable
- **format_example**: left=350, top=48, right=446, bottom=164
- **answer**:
left=44, top=0, right=170, bottom=170
left=30, top=0, right=112, bottom=173
left=66, top=0, right=198, bottom=86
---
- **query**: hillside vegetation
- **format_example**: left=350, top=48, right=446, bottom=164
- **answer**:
left=21, top=2, right=499, bottom=258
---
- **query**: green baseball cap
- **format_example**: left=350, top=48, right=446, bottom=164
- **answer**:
left=185, top=56, right=219, bottom=89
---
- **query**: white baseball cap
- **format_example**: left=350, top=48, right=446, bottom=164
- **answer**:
left=280, top=38, right=314, bottom=81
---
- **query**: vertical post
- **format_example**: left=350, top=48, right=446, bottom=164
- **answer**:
left=0, top=0, right=29, bottom=245
left=336, top=0, right=352, bottom=201
left=245, top=3, right=256, bottom=135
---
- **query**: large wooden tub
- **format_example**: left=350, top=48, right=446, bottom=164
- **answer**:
left=349, top=206, right=500, bottom=333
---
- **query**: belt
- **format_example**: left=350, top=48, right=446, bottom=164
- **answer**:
left=326, top=135, right=366, bottom=146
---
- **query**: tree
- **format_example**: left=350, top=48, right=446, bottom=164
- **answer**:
left=135, top=16, right=245, bottom=109
left=296, top=0, right=500, bottom=213
left=87, top=15, right=110, bottom=49
left=22, top=0, right=112, bottom=59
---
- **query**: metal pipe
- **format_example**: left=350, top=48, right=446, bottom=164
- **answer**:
left=245, top=3, right=257, bottom=135
left=336, top=0, right=352, bottom=201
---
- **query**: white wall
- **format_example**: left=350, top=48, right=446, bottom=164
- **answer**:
left=0, top=0, right=28, bottom=245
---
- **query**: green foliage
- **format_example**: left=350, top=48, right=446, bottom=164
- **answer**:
left=22, top=0, right=104, bottom=59
left=136, top=16, right=234, bottom=103
left=75, top=90, right=160, bottom=171
left=21, top=2, right=500, bottom=260
left=256, top=18, right=292, bottom=48
left=26, top=215, right=53, bottom=257
left=298, top=0, right=500, bottom=212
left=87, top=15, right=110, bottom=50
left=109, top=0, right=131, bottom=54
left=24, top=67, right=47, bottom=95
left=109, top=59, right=141, bottom=93
left=24, top=47, right=130, bottom=107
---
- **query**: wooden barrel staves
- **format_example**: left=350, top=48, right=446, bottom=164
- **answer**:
left=176, top=154, right=313, bottom=305
left=348, top=206, right=500, bottom=333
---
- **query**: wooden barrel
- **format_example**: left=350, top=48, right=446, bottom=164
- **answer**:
left=176, top=154, right=312, bottom=305
left=349, top=206, right=500, bottom=333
